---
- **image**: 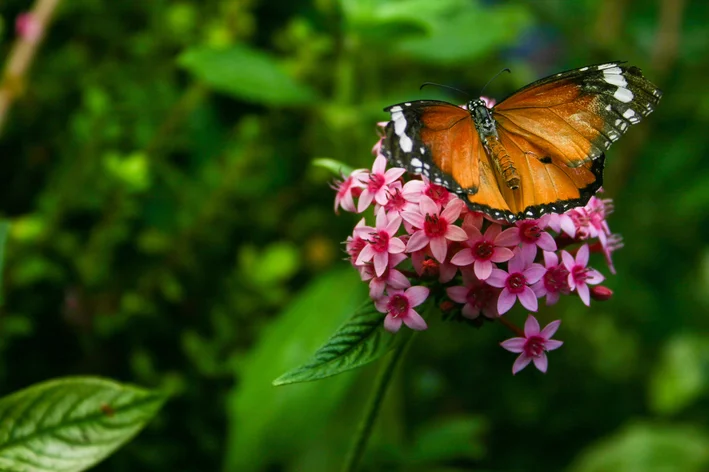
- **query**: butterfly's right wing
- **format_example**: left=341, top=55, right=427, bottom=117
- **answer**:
left=382, top=100, right=480, bottom=194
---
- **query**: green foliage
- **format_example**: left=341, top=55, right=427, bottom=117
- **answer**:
left=273, top=301, right=406, bottom=385
left=0, top=0, right=706, bottom=470
left=0, top=377, right=166, bottom=472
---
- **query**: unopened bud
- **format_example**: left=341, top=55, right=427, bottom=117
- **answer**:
left=590, top=285, right=613, bottom=301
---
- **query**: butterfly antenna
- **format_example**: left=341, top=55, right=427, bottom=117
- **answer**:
left=479, top=68, right=511, bottom=96
left=419, top=82, right=469, bottom=98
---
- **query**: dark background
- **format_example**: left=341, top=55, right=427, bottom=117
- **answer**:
left=0, top=0, right=708, bottom=471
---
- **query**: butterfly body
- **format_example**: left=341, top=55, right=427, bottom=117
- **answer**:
left=382, top=62, right=661, bottom=222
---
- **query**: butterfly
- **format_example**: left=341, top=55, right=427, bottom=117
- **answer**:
left=381, top=62, right=661, bottom=222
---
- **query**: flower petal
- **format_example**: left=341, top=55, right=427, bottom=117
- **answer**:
left=445, top=225, right=469, bottom=242
left=419, top=195, right=439, bottom=217
left=474, top=260, right=493, bottom=280
left=497, top=287, right=517, bottom=315
left=356, top=244, right=375, bottom=265
left=576, top=244, right=590, bottom=267
left=500, top=337, right=526, bottom=353
left=491, top=247, right=514, bottom=263
left=540, top=319, right=561, bottom=339
left=383, top=167, right=406, bottom=184
left=577, top=282, right=590, bottom=306
left=403, top=309, right=428, bottom=330
left=401, top=210, right=425, bottom=229
left=512, top=354, right=532, bottom=374
left=405, top=285, right=430, bottom=307
left=369, top=278, right=386, bottom=299
left=542, top=250, right=559, bottom=268
left=383, top=313, right=403, bottom=333
left=406, top=231, right=429, bottom=253
left=462, top=303, right=481, bottom=319
left=518, top=286, right=539, bottom=312
left=372, top=154, right=387, bottom=174
left=561, top=250, right=575, bottom=272
left=532, top=353, right=549, bottom=373
left=495, top=227, right=521, bottom=246
left=524, top=315, right=541, bottom=337
left=524, top=264, right=547, bottom=284
left=544, top=339, right=564, bottom=351
left=446, top=286, right=469, bottom=303
left=374, top=296, right=390, bottom=313
left=441, top=198, right=464, bottom=222
left=536, top=232, right=557, bottom=251
left=388, top=237, right=406, bottom=254
left=373, top=251, right=388, bottom=277
left=451, top=249, right=475, bottom=266
left=429, top=236, right=448, bottom=263
left=486, top=269, right=508, bottom=288
left=357, top=190, right=374, bottom=213
left=508, top=250, right=526, bottom=273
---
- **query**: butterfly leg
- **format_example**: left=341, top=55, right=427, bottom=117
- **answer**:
left=484, top=136, right=520, bottom=189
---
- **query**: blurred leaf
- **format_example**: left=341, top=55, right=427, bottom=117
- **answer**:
left=648, top=334, right=709, bottom=415
left=178, top=45, right=317, bottom=105
left=408, top=416, right=487, bottom=463
left=569, top=422, right=709, bottom=472
left=396, top=3, right=532, bottom=64
left=273, top=301, right=401, bottom=386
left=0, top=377, right=167, bottom=472
left=312, top=158, right=356, bottom=177
left=224, top=268, right=366, bottom=471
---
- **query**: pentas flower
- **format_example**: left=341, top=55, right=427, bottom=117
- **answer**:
left=356, top=208, right=406, bottom=277
left=486, top=249, right=546, bottom=314
left=500, top=315, right=563, bottom=374
left=403, top=196, right=467, bottom=263
left=496, top=216, right=557, bottom=261
left=357, top=155, right=406, bottom=212
left=562, top=244, right=604, bottom=306
left=333, top=170, right=366, bottom=214
left=451, top=218, right=515, bottom=280
left=446, top=272, right=500, bottom=319
left=375, top=286, right=430, bottom=333
left=532, top=251, right=570, bottom=306
left=333, top=133, right=622, bottom=369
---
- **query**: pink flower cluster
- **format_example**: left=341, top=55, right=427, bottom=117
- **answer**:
left=334, top=152, right=620, bottom=374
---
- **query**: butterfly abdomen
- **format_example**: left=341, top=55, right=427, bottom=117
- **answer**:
left=483, top=136, right=520, bottom=190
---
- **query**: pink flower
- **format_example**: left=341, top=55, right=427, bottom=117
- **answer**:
left=382, top=181, right=418, bottom=217
left=360, top=253, right=410, bottom=299
left=16, top=13, right=42, bottom=42
left=500, top=315, right=563, bottom=374
left=356, top=155, right=406, bottom=212
left=446, top=272, right=500, bottom=319
left=532, top=251, right=570, bottom=306
left=411, top=246, right=459, bottom=283
left=402, top=176, right=455, bottom=208
left=547, top=212, right=576, bottom=237
left=403, top=196, right=467, bottom=263
left=356, top=208, right=406, bottom=277
left=332, top=170, right=365, bottom=214
left=496, top=216, right=557, bottom=261
left=480, top=96, right=496, bottom=108
left=375, top=286, right=430, bottom=333
left=451, top=221, right=514, bottom=280
left=561, top=244, right=605, bottom=306
left=345, top=218, right=368, bottom=265
left=486, top=249, right=545, bottom=314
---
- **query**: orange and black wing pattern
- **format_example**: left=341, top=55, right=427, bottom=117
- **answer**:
left=381, top=62, right=661, bottom=222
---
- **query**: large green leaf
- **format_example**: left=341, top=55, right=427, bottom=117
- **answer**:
left=0, top=377, right=167, bottom=472
left=273, top=301, right=401, bottom=386
left=178, top=45, right=317, bottom=105
left=223, top=268, right=367, bottom=471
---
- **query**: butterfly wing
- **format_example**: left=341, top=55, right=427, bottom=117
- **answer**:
left=382, top=101, right=480, bottom=193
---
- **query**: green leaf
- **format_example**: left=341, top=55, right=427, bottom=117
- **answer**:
left=178, top=45, right=317, bottom=105
left=312, top=158, right=356, bottom=177
left=569, top=422, right=709, bottom=472
left=223, top=268, right=367, bottom=471
left=648, top=334, right=709, bottom=415
left=273, top=301, right=402, bottom=386
left=0, top=221, right=9, bottom=302
left=0, top=377, right=167, bottom=472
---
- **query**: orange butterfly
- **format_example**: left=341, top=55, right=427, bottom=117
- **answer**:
left=382, top=62, right=661, bottom=222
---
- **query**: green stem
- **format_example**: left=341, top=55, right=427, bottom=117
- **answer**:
left=341, top=331, right=416, bottom=472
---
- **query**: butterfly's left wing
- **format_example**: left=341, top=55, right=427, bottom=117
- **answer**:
left=382, top=100, right=481, bottom=194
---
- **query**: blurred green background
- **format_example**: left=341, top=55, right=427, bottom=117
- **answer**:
left=1, top=0, right=708, bottom=471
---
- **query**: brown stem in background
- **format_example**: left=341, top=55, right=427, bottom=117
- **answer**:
left=0, top=0, right=62, bottom=137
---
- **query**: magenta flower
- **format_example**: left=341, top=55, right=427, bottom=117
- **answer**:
left=402, top=176, right=455, bottom=209
left=500, top=315, right=563, bottom=374
left=345, top=218, right=368, bottom=265
left=356, top=155, right=406, bottom=212
left=561, top=244, right=605, bottom=306
left=411, top=247, right=458, bottom=283
left=486, top=249, right=545, bottom=314
left=451, top=222, right=514, bottom=280
left=16, top=13, right=42, bottom=42
left=446, top=272, right=500, bottom=319
left=547, top=212, right=576, bottom=238
left=360, top=253, right=410, bottom=299
left=356, top=208, right=406, bottom=276
left=496, top=216, right=557, bottom=261
left=375, top=286, right=430, bottom=333
left=403, top=196, right=467, bottom=263
left=332, top=170, right=365, bottom=214
left=532, top=251, right=570, bottom=306
left=382, top=181, right=418, bottom=217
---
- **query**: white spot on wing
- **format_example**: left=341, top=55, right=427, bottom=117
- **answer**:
left=614, top=87, right=634, bottom=103
left=405, top=102, right=411, bottom=106
left=410, top=157, right=422, bottom=169
left=603, top=69, right=627, bottom=87
left=579, top=66, right=589, bottom=71
left=390, top=106, right=402, bottom=112
left=623, top=108, right=636, bottom=119
left=597, top=63, right=617, bottom=70
left=399, top=134, right=413, bottom=153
